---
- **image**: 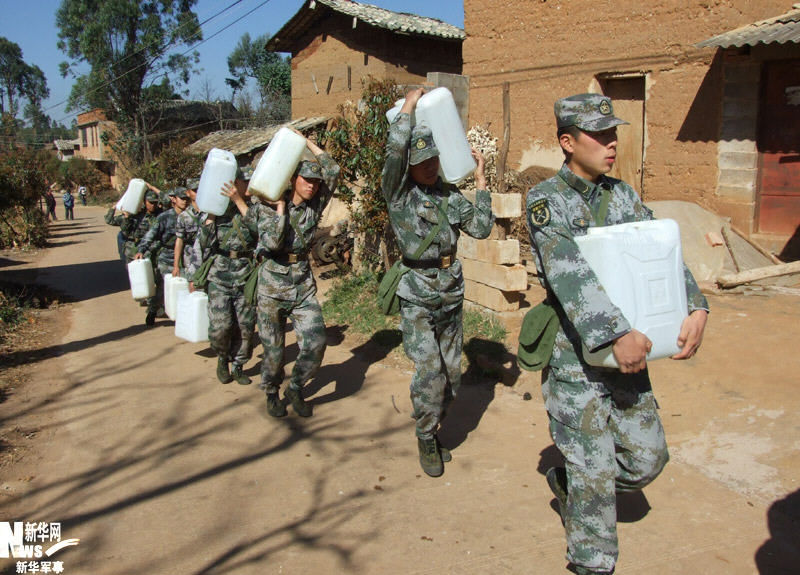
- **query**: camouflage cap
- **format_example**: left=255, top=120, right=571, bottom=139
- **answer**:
left=171, top=186, right=189, bottom=199
left=555, top=93, right=629, bottom=132
left=295, top=160, right=323, bottom=180
left=235, top=165, right=254, bottom=181
left=144, top=190, right=159, bottom=203
left=408, top=124, right=439, bottom=166
left=185, top=177, right=200, bottom=190
left=159, top=191, right=171, bottom=205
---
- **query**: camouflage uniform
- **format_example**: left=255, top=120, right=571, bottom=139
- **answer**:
left=254, top=154, right=340, bottom=397
left=121, top=208, right=159, bottom=263
left=526, top=94, right=709, bottom=573
left=197, top=202, right=259, bottom=370
left=382, top=113, right=494, bottom=441
left=175, top=205, right=204, bottom=279
left=138, top=203, right=181, bottom=318
left=104, top=207, right=127, bottom=262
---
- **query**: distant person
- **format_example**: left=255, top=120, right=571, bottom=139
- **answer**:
left=62, top=189, right=75, bottom=220
left=78, top=186, right=87, bottom=206
left=44, top=189, right=57, bottom=221
left=172, top=176, right=204, bottom=287
left=524, top=93, right=709, bottom=575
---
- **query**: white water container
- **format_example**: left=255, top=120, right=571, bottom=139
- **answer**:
left=415, top=87, right=476, bottom=184
left=248, top=127, right=306, bottom=201
left=118, top=178, right=147, bottom=214
left=574, top=219, right=688, bottom=368
left=175, top=291, right=209, bottom=343
left=127, top=258, right=156, bottom=300
left=196, top=148, right=238, bottom=216
left=164, top=274, right=189, bottom=321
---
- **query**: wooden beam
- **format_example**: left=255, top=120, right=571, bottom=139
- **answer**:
left=717, top=260, right=800, bottom=288
left=497, top=82, right=511, bottom=194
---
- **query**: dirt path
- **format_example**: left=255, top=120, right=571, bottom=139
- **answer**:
left=0, top=207, right=798, bottom=574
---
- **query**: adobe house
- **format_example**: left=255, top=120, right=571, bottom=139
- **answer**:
left=265, top=0, right=464, bottom=119
left=463, top=0, right=797, bottom=256
left=75, top=109, right=119, bottom=188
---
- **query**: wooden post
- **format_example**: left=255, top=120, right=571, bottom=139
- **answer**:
left=326, top=75, right=334, bottom=94
left=497, top=82, right=511, bottom=194
left=347, top=65, right=352, bottom=91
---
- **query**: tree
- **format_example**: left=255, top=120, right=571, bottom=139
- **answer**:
left=226, top=33, right=291, bottom=124
left=56, top=0, right=202, bottom=165
left=325, top=78, right=401, bottom=269
left=0, top=36, right=50, bottom=142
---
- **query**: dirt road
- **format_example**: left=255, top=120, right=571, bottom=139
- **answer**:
left=1, top=207, right=798, bottom=574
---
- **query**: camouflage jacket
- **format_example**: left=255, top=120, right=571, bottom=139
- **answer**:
left=197, top=204, right=259, bottom=288
left=104, top=207, right=125, bottom=233
left=381, top=112, right=494, bottom=310
left=526, top=164, right=709, bottom=373
left=138, top=208, right=179, bottom=269
left=255, top=153, right=340, bottom=301
left=121, top=210, right=159, bottom=260
left=176, top=205, right=204, bottom=276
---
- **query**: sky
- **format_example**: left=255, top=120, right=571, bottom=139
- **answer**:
left=0, top=0, right=464, bottom=129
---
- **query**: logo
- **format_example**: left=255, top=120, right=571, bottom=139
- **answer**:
left=598, top=99, right=612, bottom=115
left=1, top=521, right=79, bottom=573
left=529, top=198, right=551, bottom=227
left=415, top=137, right=428, bottom=150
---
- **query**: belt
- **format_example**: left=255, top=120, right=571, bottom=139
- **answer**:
left=273, top=252, right=308, bottom=264
left=216, top=249, right=253, bottom=259
left=402, top=254, right=455, bottom=270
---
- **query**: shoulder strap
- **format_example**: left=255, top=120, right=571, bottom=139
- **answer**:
left=411, top=195, right=449, bottom=259
left=288, top=207, right=307, bottom=252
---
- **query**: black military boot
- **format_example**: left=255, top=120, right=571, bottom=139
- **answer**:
left=145, top=310, right=156, bottom=326
left=231, top=364, right=251, bottom=385
left=417, top=437, right=443, bottom=477
left=284, top=386, right=313, bottom=417
left=546, top=466, right=568, bottom=525
left=216, top=356, right=233, bottom=384
left=266, top=393, right=287, bottom=418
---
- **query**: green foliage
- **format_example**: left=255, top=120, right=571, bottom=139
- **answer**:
left=55, top=157, right=109, bottom=196
left=56, top=0, right=202, bottom=165
left=0, top=37, right=50, bottom=117
left=144, top=137, right=204, bottom=189
left=325, top=78, right=401, bottom=265
left=0, top=147, right=49, bottom=248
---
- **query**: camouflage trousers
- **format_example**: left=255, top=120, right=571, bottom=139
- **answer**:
left=400, top=299, right=463, bottom=439
left=543, top=366, right=668, bottom=572
left=207, top=282, right=256, bottom=366
left=257, top=291, right=326, bottom=394
left=147, top=260, right=169, bottom=316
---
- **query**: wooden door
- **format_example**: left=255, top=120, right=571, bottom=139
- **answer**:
left=757, top=60, right=800, bottom=235
left=601, top=77, right=646, bottom=197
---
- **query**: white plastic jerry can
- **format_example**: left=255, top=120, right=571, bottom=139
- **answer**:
left=414, top=87, right=476, bottom=184
left=574, top=219, right=688, bottom=368
left=248, top=127, right=307, bottom=201
left=175, top=291, right=209, bottom=343
left=118, top=178, right=147, bottom=214
left=164, top=274, right=189, bottom=321
left=196, top=148, right=238, bottom=216
left=127, top=258, right=156, bottom=300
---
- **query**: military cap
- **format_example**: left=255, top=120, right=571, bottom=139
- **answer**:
left=408, top=124, right=439, bottom=166
left=171, top=186, right=189, bottom=199
left=144, top=190, right=159, bottom=203
left=235, top=165, right=254, bottom=181
left=295, top=160, right=323, bottom=180
left=555, top=93, right=629, bottom=132
left=185, top=177, right=200, bottom=190
left=159, top=191, right=171, bottom=205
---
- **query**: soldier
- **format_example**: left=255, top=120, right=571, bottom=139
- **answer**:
left=524, top=93, right=709, bottom=575
left=173, top=177, right=204, bottom=287
left=252, top=133, right=340, bottom=418
left=135, top=187, right=190, bottom=326
left=381, top=88, right=494, bottom=477
left=195, top=169, right=259, bottom=386
left=104, top=204, right=128, bottom=263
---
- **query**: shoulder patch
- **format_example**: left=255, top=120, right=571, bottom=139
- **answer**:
left=529, top=198, right=551, bottom=227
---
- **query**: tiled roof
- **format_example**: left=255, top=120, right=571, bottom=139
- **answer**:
left=186, top=117, right=328, bottom=157
left=54, top=139, right=80, bottom=151
left=267, top=0, right=464, bottom=52
left=697, top=4, right=800, bottom=48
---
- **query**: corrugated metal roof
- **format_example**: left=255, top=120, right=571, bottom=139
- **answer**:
left=186, top=117, right=329, bottom=157
left=697, top=4, right=800, bottom=48
left=267, top=0, right=464, bottom=52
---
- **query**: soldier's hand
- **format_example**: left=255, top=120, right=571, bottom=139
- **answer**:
left=612, top=329, right=652, bottom=373
left=134, top=253, right=144, bottom=260
left=401, top=88, right=425, bottom=114
left=471, top=148, right=487, bottom=189
left=188, top=281, right=195, bottom=293
left=171, top=266, right=179, bottom=278
left=672, top=309, right=708, bottom=360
